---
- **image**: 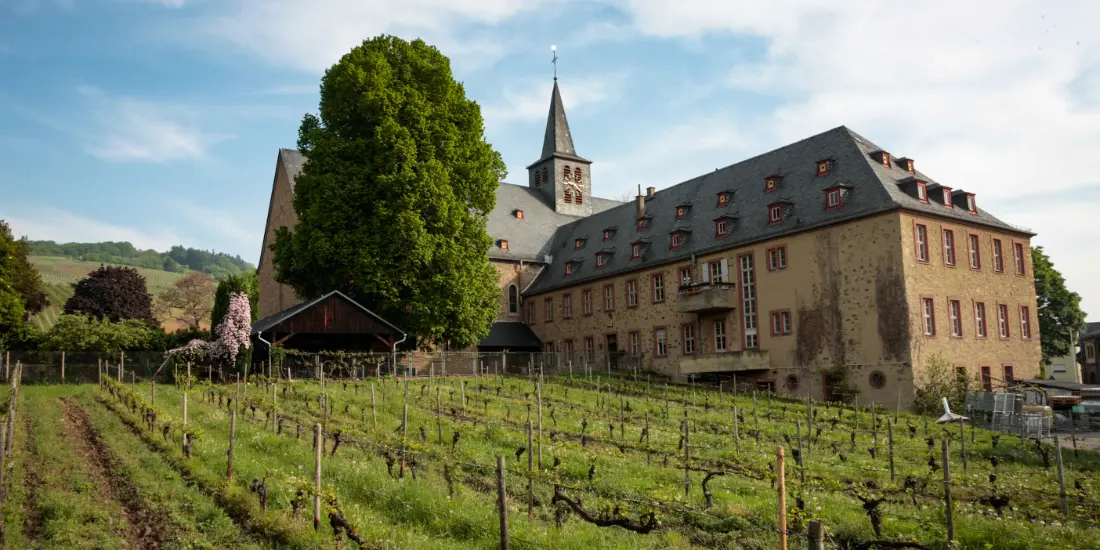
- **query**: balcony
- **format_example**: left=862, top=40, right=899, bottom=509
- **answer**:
left=675, top=281, right=737, bottom=314
left=679, top=350, right=770, bottom=375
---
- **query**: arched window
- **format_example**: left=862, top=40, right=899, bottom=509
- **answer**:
left=564, top=189, right=574, bottom=203
left=508, top=284, right=519, bottom=314
left=563, top=165, right=571, bottom=182
left=534, top=170, right=541, bottom=187
left=574, top=167, right=582, bottom=182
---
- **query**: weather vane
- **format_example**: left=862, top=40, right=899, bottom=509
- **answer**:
left=551, top=44, right=558, bottom=80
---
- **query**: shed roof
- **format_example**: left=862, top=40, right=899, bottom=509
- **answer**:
left=251, top=290, right=405, bottom=338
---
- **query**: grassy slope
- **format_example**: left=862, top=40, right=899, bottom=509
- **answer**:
left=110, top=375, right=1098, bottom=550
left=29, top=257, right=206, bottom=332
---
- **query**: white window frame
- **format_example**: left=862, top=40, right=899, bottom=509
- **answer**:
left=629, top=331, right=640, bottom=356
left=682, top=324, right=696, bottom=354
left=1020, top=306, right=1031, bottom=339
left=655, top=328, right=667, bottom=356
left=969, top=234, right=981, bottom=269
left=916, top=224, right=929, bottom=262
left=998, top=304, right=1009, bottom=338
left=827, top=189, right=841, bottom=208
left=769, top=204, right=782, bottom=223
left=943, top=189, right=953, bottom=207
left=627, top=280, right=638, bottom=307
left=584, top=337, right=595, bottom=361
left=652, top=274, right=665, bottom=302
left=603, top=285, right=614, bottom=310
left=714, top=320, right=728, bottom=352
left=563, top=294, right=572, bottom=318
left=967, top=195, right=976, bottom=212
left=596, top=254, right=606, bottom=267
left=582, top=290, right=592, bottom=315
left=949, top=300, right=962, bottom=337
left=716, top=219, right=729, bottom=236
left=1014, top=243, right=1024, bottom=275
left=670, top=233, right=681, bottom=248
left=544, top=298, right=553, bottom=322
left=975, top=302, right=987, bottom=338
left=943, top=230, right=955, bottom=266
left=922, top=297, right=935, bottom=336
left=993, top=239, right=1004, bottom=272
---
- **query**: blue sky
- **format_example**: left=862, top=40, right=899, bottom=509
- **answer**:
left=2, top=0, right=1099, bottom=318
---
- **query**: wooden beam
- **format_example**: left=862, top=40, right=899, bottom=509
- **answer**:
left=274, top=332, right=296, bottom=345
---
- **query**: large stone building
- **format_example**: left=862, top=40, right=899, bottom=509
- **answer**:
left=258, top=77, right=1041, bottom=405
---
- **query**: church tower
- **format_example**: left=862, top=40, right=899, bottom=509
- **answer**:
left=527, top=79, right=592, bottom=216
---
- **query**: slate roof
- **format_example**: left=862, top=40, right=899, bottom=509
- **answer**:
left=533, top=80, right=589, bottom=166
left=251, top=290, right=405, bottom=337
left=523, top=125, right=1034, bottom=296
left=477, top=321, right=543, bottom=350
left=488, top=183, right=620, bottom=262
left=1081, top=322, right=1100, bottom=340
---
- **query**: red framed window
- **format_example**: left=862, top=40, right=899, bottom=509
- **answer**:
left=679, top=266, right=692, bottom=286
left=768, top=204, right=783, bottom=224
left=603, top=285, right=614, bottom=311
left=817, top=159, right=831, bottom=176
left=654, top=327, right=668, bottom=356
left=942, top=188, right=953, bottom=208
left=628, top=331, right=641, bottom=356
left=975, top=301, right=987, bottom=338
left=500, top=240, right=509, bottom=250
left=573, top=167, right=582, bottom=182
left=564, top=339, right=574, bottom=359
left=582, top=289, right=593, bottom=315
left=905, top=158, right=915, bottom=174
left=681, top=324, right=696, bottom=354
left=652, top=274, right=665, bottom=302
left=1020, top=305, right=1031, bottom=339
left=767, top=246, right=788, bottom=271
left=562, top=293, right=572, bottom=319
left=626, top=280, right=638, bottom=307
left=1013, top=242, right=1025, bottom=275
left=717, top=192, right=730, bottom=206
left=981, top=366, right=993, bottom=391
left=765, top=177, right=778, bottom=192
left=770, top=310, right=792, bottom=336
left=922, top=297, right=936, bottom=336
left=943, top=229, right=956, bottom=266
left=1003, top=365, right=1015, bottom=385
left=603, top=230, right=611, bottom=241
left=826, top=189, right=841, bottom=209
left=526, top=302, right=536, bottom=324
left=670, top=232, right=682, bottom=249
left=997, top=303, right=1010, bottom=338
left=564, top=262, right=574, bottom=276
left=584, top=337, right=594, bottom=361
left=545, top=342, right=554, bottom=354
left=915, top=224, right=929, bottom=262
left=631, top=243, right=641, bottom=258
left=575, top=239, right=583, bottom=250
left=515, top=210, right=524, bottom=219
left=968, top=234, right=981, bottom=269
left=676, top=206, right=686, bottom=219
left=966, top=194, right=977, bottom=213
left=992, top=239, right=1004, bottom=272
left=917, top=182, right=928, bottom=203
left=596, top=253, right=606, bottom=268
left=881, top=151, right=891, bottom=167
left=543, top=298, right=553, bottom=322
left=716, top=218, right=731, bottom=237
left=949, top=299, right=962, bottom=337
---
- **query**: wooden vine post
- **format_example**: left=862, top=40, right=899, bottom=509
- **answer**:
left=887, top=420, right=895, bottom=482
left=537, top=375, right=544, bottom=468
left=942, top=439, right=954, bottom=542
left=808, top=520, right=824, bottom=550
left=527, top=421, right=534, bottom=520
left=1055, top=435, right=1068, bottom=518
left=795, top=421, right=805, bottom=486
left=777, top=447, right=788, bottom=550
left=732, top=405, right=740, bottom=453
left=436, top=387, right=443, bottom=443
left=314, top=423, right=322, bottom=531
left=182, top=362, right=190, bottom=449
left=371, top=384, right=377, bottom=428
left=958, top=418, right=967, bottom=473
left=497, top=455, right=510, bottom=550
left=683, top=412, right=691, bottom=498
left=61, top=351, right=65, bottom=384
left=226, top=409, right=237, bottom=480
left=400, top=403, right=408, bottom=478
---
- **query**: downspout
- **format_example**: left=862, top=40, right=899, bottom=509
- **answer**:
left=392, top=333, right=408, bottom=376
left=256, top=330, right=271, bottom=382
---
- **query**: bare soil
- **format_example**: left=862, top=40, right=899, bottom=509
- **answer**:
left=59, top=397, right=171, bottom=549
left=20, top=414, right=42, bottom=543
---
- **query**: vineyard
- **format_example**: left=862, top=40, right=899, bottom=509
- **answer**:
left=1, top=366, right=1098, bottom=549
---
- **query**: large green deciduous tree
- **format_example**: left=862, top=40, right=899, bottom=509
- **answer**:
left=272, top=35, right=506, bottom=348
left=1032, top=246, right=1086, bottom=365
left=0, top=220, right=46, bottom=348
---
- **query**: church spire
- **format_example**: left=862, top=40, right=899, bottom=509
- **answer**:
left=540, top=79, right=580, bottom=160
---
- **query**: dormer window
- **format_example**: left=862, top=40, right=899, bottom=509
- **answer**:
left=880, top=151, right=891, bottom=167
left=826, top=189, right=841, bottom=209
left=765, top=176, right=780, bottom=192
left=717, top=192, right=731, bottom=206
left=715, top=218, right=731, bottom=237
left=966, top=194, right=977, bottom=214
left=816, top=159, right=832, bottom=176
left=596, top=253, right=607, bottom=267
left=514, top=209, right=525, bottom=219
left=899, top=157, right=915, bottom=174
left=631, top=243, right=641, bottom=258
left=499, top=240, right=509, bottom=250
left=565, top=262, right=576, bottom=276
left=603, top=229, right=614, bottom=241
left=916, top=181, right=928, bottom=203
left=676, top=206, right=687, bottom=219
left=637, top=218, right=648, bottom=231
left=574, top=238, right=584, bottom=250
left=670, top=232, right=682, bottom=249
left=768, top=203, right=784, bottom=224
left=942, top=188, right=954, bottom=208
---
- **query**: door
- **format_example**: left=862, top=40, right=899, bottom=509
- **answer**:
left=606, top=334, right=619, bottom=369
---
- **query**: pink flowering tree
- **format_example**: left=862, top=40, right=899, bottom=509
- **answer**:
left=166, top=292, right=251, bottom=366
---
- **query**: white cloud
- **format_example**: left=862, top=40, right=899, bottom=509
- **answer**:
left=482, top=72, right=629, bottom=125
left=0, top=205, right=189, bottom=252
left=198, top=0, right=544, bottom=74
left=600, top=0, right=1100, bottom=317
left=171, top=199, right=258, bottom=254
left=77, top=85, right=229, bottom=162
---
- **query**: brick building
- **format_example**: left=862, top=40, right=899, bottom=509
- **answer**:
left=258, top=77, right=1040, bottom=405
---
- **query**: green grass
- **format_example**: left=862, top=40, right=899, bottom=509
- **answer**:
left=100, top=373, right=1099, bottom=550
left=29, top=256, right=190, bottom=330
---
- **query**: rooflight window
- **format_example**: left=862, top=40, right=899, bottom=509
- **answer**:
left=765, top=177, right=779, bottom=192
left=717, top=192, right=730, bottom=206
left=816, top=160, right=831, bottom=176
left=499, top=240, right=509, bottom=250
left=514, top=209, right=524, bottom=219
left=676, top=206, right=686, bottom=219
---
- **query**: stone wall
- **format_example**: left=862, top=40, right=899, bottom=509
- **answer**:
left=258, top=154, right=302, bottom=319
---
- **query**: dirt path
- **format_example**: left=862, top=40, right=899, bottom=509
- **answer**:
left=20, top=414, right=42, bottom=544
left=58, top=397, right=171, bottom=549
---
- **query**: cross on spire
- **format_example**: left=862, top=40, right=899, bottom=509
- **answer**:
left=551, top=44, right=558, bottom=80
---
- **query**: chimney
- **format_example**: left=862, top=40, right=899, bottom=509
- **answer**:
left=635, top=184, right=645, bottom=220
left=647, top=186, right=656, bottom=198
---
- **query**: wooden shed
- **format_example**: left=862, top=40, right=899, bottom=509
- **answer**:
left=251, top=290, right=406, bottom=353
